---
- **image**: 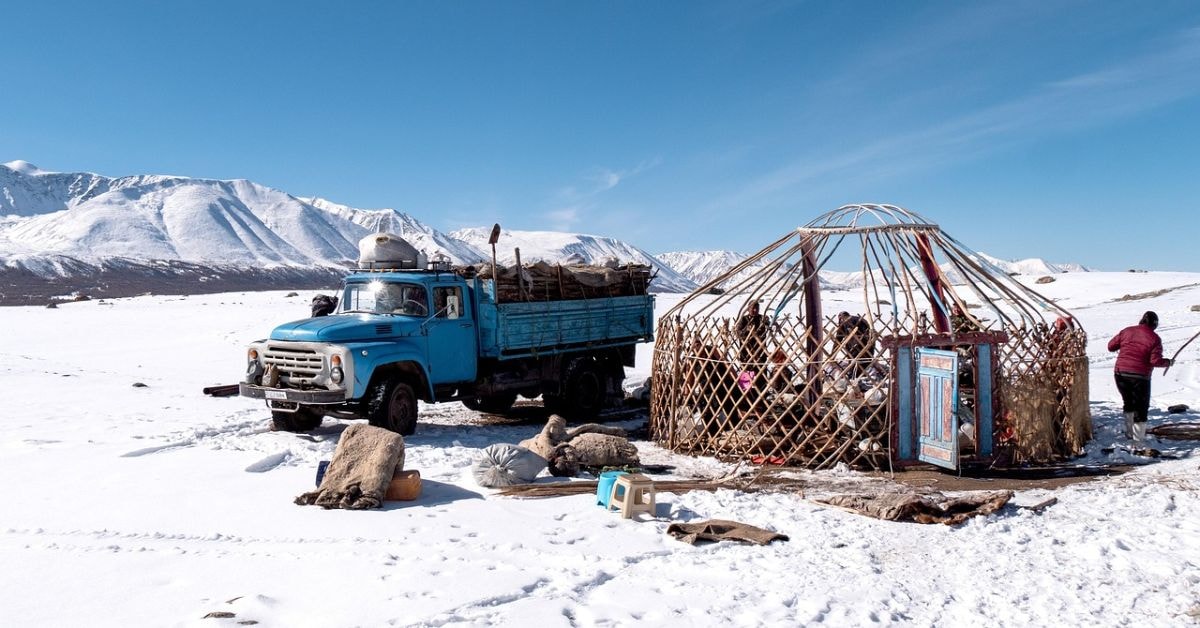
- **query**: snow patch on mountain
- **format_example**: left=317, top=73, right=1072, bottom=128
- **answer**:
left=2, top=160, right=50, bottom=175
left=305, top=197, right=486, bottom=265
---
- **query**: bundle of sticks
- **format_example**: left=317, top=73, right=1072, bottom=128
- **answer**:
left=460, top=260, right=653, bottom=302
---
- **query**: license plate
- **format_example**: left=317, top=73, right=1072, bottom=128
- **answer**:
left=265, top=390, right=288, bottom=400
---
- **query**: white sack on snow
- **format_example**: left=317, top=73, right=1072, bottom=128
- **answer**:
left=473, top=443, right=547, bottom=488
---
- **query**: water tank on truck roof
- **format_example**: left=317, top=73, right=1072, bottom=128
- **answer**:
left=358, top=232, right=428, bottom=270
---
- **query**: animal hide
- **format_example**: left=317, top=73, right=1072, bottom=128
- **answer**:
left=519, top=414, right=628, bottom=460
left=519, top=415, right=568, bottom=460
left=817, top=490, right=1013, bottom=525
left=568, top=433, right=640, bottom=467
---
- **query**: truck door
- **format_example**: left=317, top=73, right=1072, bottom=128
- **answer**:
left=425, top=285, right=478, bottom=384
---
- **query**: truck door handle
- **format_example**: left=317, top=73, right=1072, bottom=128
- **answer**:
left=459, top=323, right=472, bottom=328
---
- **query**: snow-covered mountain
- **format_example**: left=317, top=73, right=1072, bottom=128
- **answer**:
left=0, top=160, right=690, bottom=302
left=656, top=251, right=748, bottom=287
left=302, top=197, right=486, bottom=265
left=655, top=248, right=1090, bottom=292
left=971, top=252, right=1090, bottom=276
left=0, top=159, right=1090, bottom=305
left=0, top=160, right=483, bottom=269
left=452, top=227, right=697, bottom=293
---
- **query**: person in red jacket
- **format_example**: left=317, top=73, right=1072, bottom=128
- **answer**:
left=1107, top=311, right=1173, bottom=443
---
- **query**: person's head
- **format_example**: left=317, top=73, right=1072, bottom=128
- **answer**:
left=1140, top=311, right=1159, bottom=329
left=1053, top=316, right=1071, bottom=331
left=747, top=301, right=760, bottom=315
left=838, top=311, right=850, bottom=323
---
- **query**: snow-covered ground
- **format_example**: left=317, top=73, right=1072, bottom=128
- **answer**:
left=2, top=272, right=1200, bottom=627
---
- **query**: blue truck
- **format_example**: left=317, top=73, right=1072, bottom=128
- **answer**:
left=239, top=234, right=655, bottom=434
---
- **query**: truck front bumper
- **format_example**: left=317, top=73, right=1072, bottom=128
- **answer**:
left=239, top=384, right=346, bottom=404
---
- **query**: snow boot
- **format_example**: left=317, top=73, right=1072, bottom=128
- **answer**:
left=1132, top=421, right=1147, bottom=444
left=1123, top=412, right=1136, bottom=439
left=1132, top=422, right=1161, bottom=456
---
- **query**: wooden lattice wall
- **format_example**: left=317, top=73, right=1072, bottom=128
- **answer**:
left=649, top=312, right=1090, bottom=470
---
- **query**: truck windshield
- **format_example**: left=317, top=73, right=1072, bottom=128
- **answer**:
left=342, top=281, right=428, bottom=316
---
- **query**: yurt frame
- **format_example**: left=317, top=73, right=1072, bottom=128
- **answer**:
left=649, top=204, right=1090, bottom=471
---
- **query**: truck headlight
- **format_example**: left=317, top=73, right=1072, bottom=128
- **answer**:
left=330, top=354, right=344, bottom=384
left=246, top=348, right=263, bottom=381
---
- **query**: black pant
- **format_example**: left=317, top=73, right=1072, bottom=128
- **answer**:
left=1114, top=372, right=1151, bottom=422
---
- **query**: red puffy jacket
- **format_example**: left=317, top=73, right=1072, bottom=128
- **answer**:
left=1108, top=324, right=1170, bottom=376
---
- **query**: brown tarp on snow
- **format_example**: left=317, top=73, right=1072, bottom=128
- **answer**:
left=666, top=519, right=790, bottom=545
left=817, top=490, right=1013, bottom=525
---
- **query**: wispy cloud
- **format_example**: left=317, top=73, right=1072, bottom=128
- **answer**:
left=544, top=157, right=662, bottom=231
left=711, top=24, right=1200, bottom=212
left=545, top=206, right=580, bottom=231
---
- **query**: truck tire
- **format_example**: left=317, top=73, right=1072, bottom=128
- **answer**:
left=461, top=392, right=518, bottom=414
left=367, top=379, right=418, bottom=436
left=271, top=407, right=324, bottom=432
left=556, top=357, right=605, bottom=420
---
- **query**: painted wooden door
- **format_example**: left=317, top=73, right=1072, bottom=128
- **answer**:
left=917, top=347, right=959, bottom=469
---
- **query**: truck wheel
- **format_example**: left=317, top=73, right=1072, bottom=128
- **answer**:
left=271, top=407, right=324, bottom=432
left=368, top=379, right=418, bottom=436
left=558, top=358, right=605, bottom=420
left=462, top=392, right=518, bottom=414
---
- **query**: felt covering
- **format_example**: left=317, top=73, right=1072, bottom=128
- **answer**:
left=295, top=424, right=405, bottom=510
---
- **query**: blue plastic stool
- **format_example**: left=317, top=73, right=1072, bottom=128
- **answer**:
left=596, top=470, right=628, bottom=507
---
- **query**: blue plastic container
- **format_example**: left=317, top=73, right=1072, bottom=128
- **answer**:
left=315, top=460, right=331, bottom=487
left=596, top=470, right=628, bottom=507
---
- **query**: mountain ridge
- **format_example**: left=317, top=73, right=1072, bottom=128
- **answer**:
left=0, top=161, right=695, bottom=301
left=1, top=160, right=1089, bottom=304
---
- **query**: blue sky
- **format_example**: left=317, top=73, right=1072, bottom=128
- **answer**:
left=3, top=1, right=1198, bottom=271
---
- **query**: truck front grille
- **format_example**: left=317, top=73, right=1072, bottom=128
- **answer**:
left=264, top=345, right=323, bottom=386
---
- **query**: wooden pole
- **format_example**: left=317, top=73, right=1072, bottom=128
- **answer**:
left=915, top=233, right=949, bottom=333
left=514, top=247, right=524, bottom=301
left=800, top=236, right=823, bottom=404
left=1165, top=328, right=1200, bottom=375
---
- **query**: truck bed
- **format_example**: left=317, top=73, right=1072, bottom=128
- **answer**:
left=477, top=294, right=654, bottom=359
